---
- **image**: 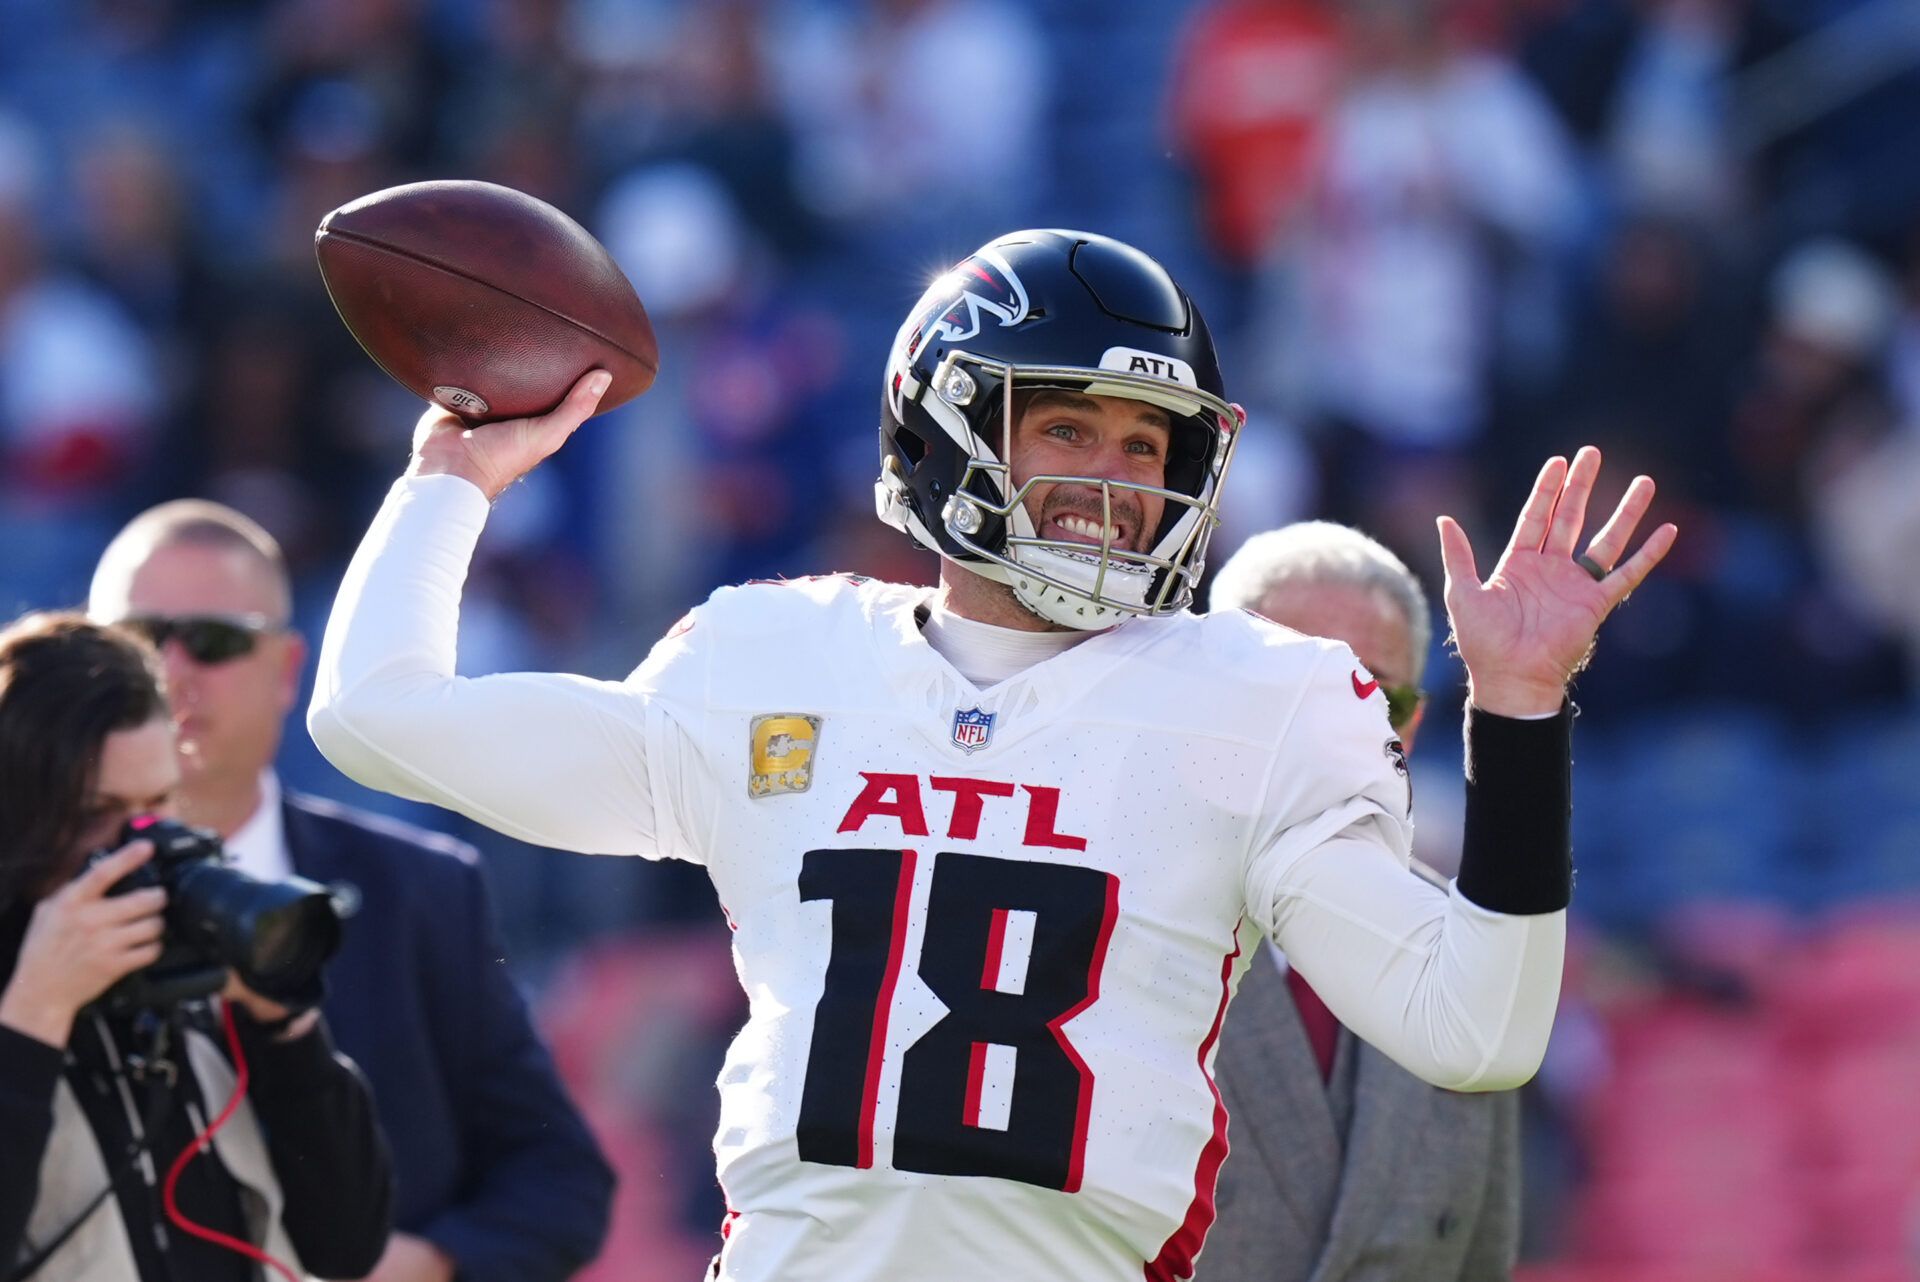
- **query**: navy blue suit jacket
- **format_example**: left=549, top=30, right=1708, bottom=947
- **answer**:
left=284, top=793, right=614, bottom=1282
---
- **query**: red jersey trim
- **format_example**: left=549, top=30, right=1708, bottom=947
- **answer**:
left=857, top=847, right=918, bottom=1168
left=1143, top=918, right=1244, bottom=1281
left=981, top=907, right=1011, bottom=989
left=963, top=1041, right=990, bottom=1128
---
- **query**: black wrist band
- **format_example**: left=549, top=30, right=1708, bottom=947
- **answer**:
left=1456, top=701, right=1574, bottom=915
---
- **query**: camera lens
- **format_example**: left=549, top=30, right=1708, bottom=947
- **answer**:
left=171, top=861, right=343, bottom=991
left=245, top=895, right=341, bottom=982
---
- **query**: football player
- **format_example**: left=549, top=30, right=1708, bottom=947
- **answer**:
left=310, top=230, right=1673, bottom=1282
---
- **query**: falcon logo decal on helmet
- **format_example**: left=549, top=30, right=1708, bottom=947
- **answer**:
left=913, top=249, right=1031, bottom=350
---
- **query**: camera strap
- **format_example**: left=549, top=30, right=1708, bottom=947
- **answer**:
left=5, top=1015, right=180, bottom=1282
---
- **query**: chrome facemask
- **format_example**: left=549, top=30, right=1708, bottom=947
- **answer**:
left=923, top=351, right=1244, bottom=629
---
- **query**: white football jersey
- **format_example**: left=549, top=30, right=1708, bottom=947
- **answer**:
left=311, top=476, right=1569, bottom=1282
left=628, top=574, right=1409, bottom=1281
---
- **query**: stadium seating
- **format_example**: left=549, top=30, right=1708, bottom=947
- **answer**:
left=1558, top=902, right=1920, bottom=1277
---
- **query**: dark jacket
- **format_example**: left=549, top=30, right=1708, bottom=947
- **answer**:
left=284, top=793, right=614, bottom=1282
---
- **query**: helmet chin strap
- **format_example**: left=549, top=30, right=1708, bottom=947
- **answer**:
left=1009, top=564, right=1140, bottom=630
left=1000, top=499, right=1153, bottom=630
left=948, top=551, right=1132, bottom=632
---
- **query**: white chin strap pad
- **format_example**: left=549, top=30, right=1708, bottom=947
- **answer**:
left=1001, top=501, right=1154, bottom=630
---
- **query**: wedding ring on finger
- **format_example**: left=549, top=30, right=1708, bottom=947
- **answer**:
left=1576, top=553, right=1609, bottom=582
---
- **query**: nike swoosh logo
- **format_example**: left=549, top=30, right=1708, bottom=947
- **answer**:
left=1352, top=671, right=1380, bottom=700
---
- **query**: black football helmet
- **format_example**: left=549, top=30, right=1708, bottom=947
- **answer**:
left=875, top=229, right=1242, bottom=628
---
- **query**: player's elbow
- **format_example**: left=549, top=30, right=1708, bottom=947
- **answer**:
left=1411, top=997, right=1556, bottom=1092
left=1419, top=901, right=1566, bottom=1091
left=1377, top=979, right=1558, bottom=1092
left=1387, top=1034, right=1544, bottom=1094
left=307, top=687, right=367, bottom=783
left=307, top=679, right=417, bottom=789
left=1437, top=1037, right=1547, bottom=1092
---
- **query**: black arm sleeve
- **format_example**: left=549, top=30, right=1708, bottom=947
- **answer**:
left=0, top=1023, right=64, bottom=1263
left=1456, top=703, right=1574, bottom=916
left=234, top=1011, right=394, bottom=1279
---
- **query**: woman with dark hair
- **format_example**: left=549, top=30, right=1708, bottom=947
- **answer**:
left=0, top=612, right=392, bottom=1281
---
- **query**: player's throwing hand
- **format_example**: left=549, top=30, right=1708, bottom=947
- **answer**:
left=407, top=368, right=611, bottom=502
left=1437, top=446, right=1677, bottom=717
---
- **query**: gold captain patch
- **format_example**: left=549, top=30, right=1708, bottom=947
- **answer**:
left=749, top=714, right=822, bottom=798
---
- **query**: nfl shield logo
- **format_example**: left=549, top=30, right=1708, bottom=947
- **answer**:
left=951, top=707, right=995, bottom=753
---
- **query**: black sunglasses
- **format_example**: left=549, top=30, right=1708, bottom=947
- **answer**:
left=1382, top=683, right=1423, bottom=733
left=121, top=614, right=279, bottom=665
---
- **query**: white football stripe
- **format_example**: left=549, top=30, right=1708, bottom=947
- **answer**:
left=976, top=1043, right=1017, bottom=1132
left=994, top=910, right=1036, bottom=996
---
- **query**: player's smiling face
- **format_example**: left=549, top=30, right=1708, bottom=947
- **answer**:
left=1008, top=390, right=1169, bottom=555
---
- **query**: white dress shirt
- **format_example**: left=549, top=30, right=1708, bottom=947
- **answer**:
left=223, top=770, right=296, bottom=882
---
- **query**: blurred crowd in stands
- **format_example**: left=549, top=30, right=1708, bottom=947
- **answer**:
left=2, top=0, right=1917, bottom=1275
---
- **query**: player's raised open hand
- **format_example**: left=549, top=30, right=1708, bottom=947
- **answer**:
left=1437, top=446, right=1677, bottom=717
left=408, top=368, right=610, bottom=501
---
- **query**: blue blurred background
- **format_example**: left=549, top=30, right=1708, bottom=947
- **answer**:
left=3, top=0, right=1919, bottom=1276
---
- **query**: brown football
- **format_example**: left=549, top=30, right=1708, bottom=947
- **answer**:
left=315, top=180, right=657, bottom=423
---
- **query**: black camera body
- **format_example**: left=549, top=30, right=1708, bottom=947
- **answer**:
left=93, top=817, right=345, bottom=1013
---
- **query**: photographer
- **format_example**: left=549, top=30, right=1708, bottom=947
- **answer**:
left=90, top=499, right=614, bottom=1282
left=0, top=612, right=391, bottom=1280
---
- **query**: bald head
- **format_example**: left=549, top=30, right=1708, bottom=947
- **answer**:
left=90, top=500, right=291, bottom=625
left=87, top=500, right=306, bottom=835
